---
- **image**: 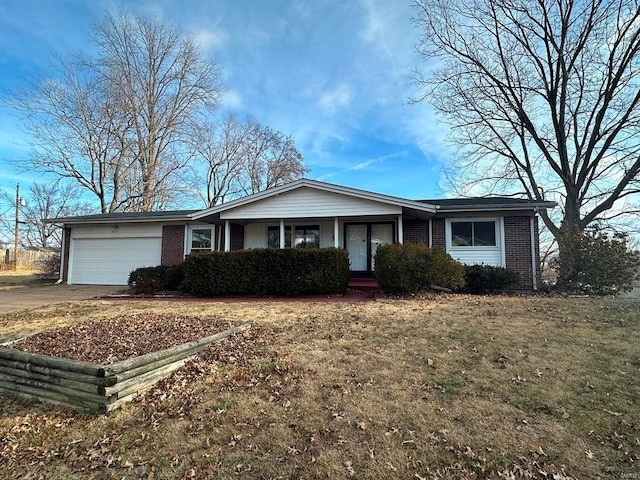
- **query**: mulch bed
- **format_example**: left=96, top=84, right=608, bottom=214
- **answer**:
left=8, top=313, right=233, bottom=364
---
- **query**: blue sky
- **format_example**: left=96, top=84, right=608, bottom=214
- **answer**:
left=0, top=0, right=450, bottom=210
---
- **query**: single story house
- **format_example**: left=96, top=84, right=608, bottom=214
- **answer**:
left=46, top=178, right=556, bottom=289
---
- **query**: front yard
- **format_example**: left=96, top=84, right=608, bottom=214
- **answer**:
left=0, top=294, right=638, bottom=479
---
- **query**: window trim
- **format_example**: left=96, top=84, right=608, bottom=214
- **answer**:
left=446, top=218, right=500, bottom=250
left=188, top=225, right=215, bottom=253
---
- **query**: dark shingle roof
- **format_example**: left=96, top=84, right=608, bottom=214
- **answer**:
left=419, top=197, right=547, bottom=206
left=46, top=209, right=198, bottom=224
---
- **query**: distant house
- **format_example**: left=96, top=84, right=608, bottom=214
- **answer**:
left=45, top=178, right=556, bottom=289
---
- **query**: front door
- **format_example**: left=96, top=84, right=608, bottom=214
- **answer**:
left=345, top=223, right=394, bottom=276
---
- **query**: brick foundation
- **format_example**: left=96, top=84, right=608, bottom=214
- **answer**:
left=161, top=225, right=185, bottom=265
left=403, top=219, right=429, bottom=244
left=62, top=227, right=71, bottom=282
left=432, top=219, right=446, bottom=250
left=504, top=216, right=537, bottom=289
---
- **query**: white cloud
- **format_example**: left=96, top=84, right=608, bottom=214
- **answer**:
left=317, top=84, right=353, bottom=115
left=191, top=28, right=229, bottom=52
left=221, top=89, right=243, bottom=110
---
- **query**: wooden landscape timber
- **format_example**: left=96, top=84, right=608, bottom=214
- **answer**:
left=0, top=322, right=251, bottom=412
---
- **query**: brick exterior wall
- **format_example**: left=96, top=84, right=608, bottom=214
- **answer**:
left=432, top=218, right=446, bottom=249
left=161, top=225, right=185, bottom=265
left=504, top=216, right=536, bottom=289
left=403, top=219, right=429, bottom=244
left=62, top=227, right=71, bottom=282
left=231, top=224, right=244, bottom=250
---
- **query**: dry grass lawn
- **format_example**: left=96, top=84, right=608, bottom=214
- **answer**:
left=0, top=294, right=638, bottom=479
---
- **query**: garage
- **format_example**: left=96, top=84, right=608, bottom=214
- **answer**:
left=68, top=224, right=164, bottom=285
left=70, top=237, right=162, bottom=285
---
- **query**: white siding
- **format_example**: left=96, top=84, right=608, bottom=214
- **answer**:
left=244, top=223, right=267, bottom=248
left=319, top=221, right=335, bottom=247
left=447, top=247, right=503, bottom=267
left=70, top=224, right=162, bottom=239
left=221, top=187, right=401, bottom=220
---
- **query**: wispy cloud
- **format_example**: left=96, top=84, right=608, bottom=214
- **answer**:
left=221, top=89, right=243, bottom=110
left=191, top=27, right=229, bottom=51
left=317, top=83, right=353, bottom=115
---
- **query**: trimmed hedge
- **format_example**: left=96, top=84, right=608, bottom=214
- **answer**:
left=374, top=243, right=466, bottom=293
left=462, top=264, right=520, bottom=294
left=128, top=265, right=185, bottom=294
left=182, top=248, right=350, bottom=297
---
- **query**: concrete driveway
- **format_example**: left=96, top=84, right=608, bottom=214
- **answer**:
left=0, top=283, right=124, bottom=315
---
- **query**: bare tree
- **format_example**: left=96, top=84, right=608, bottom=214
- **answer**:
left=11, top=62, right=135, bottom=213
left=9, top=9, right=221, bottom=212
left=91, top=10, right=222, bottom=211
left=192, top=114, right=307, bottom=207
left=413, top=0, right=640, bottom=279
left=0, top=182, right=89, bottom=248
left=239, top=118, right=307, bottom=195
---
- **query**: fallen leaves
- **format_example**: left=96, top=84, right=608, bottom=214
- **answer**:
left=9, top=313, right=232, bottom=364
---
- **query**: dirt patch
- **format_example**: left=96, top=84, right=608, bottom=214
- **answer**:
left=9, top=314, right=233, bottom=364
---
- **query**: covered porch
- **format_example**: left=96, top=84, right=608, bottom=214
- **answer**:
left=189, top=179, right=438, bottom=276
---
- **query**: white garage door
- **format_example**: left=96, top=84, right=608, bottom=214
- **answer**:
left=70, top=237, right=162, bottom=285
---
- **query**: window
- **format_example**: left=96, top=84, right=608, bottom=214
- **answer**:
left=267, top=224, right=320, bottom=248
left=268, top=226, right=292, bottom=248
left=294, top=225, right=320, bottom=248
left=191, top=228, right=213, bottom=251
left=451, top=221, right=496, bottom=247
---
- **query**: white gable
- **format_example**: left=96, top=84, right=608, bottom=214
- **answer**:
left=220, top=186, right=402, bottom=220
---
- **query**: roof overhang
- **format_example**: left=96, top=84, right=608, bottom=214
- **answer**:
left=435, top=201, right=557, bottom=213
left=44, top=211, right=197, bottom=225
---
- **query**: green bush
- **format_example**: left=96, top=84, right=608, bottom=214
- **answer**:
left=462, top=264, right=520, bottom=294
left=128, top=264, right=184, bottom=294
left=182, top=248, right=350, bottom=297
left=554, top=226, right=640, bottom=295
left=374, top=243, right=466, bottom=293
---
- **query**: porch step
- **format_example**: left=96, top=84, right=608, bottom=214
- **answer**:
left=348, top=278, right=381, bottom=292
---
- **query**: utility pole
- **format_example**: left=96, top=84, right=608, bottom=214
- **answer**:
left=14, top=184, right=19, bottom=270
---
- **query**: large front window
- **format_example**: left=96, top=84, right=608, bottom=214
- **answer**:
left=451, top=221, right=496, bottom=247
left=267, top=224, right=320, bottom=248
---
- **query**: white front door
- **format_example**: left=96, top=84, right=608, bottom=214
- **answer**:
left=345, top=223, right=394, bottom=274
left=346, top=224, right=368, bottom=271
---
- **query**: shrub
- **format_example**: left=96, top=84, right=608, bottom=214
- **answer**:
left=462, top=264, right=520, bottom=294
left=182, top=248, right=350, bottom=297
left=374, top=243, right=466, bottom=293
left=554, top=226, right=640, bottom=295
left=34, top=252, right=61, bottom=278
left=128, top=264, right=184, bottom=294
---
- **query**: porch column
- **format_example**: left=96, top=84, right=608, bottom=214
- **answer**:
left=334, top=217, right=339, bottom=248
left=397, top=215, right=403, bottom=244
left=224, top=220, right=231, bottom=252
left=279, top=219, right=285, bottom=249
